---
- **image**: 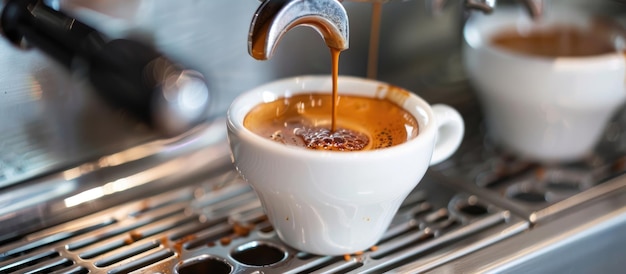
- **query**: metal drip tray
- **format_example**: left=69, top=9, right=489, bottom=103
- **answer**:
left=0, top=168, right=527, bottom=274
left=431, top=107, right=626, bottom=224
left=1, top=105, right=625, bottom=273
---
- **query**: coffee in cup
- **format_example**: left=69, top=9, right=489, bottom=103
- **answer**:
left=490, top=25, right=616, bottom=58
left=243, top=93, right=419, bottom=151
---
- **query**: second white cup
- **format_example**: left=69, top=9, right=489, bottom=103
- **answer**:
left=463, top=8, right=626, bottom=162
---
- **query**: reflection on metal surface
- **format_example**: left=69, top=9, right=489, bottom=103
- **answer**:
left=0, top=166, right=527, bottom=273
left=63, top=160, right=181, bottom=208
left=0, top=118, right=231, bottom=240
left=426, top=183, right=626, bottom=274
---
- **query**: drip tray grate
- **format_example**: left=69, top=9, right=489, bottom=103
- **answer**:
left=0, top=170, right=527, bottom=274
left=433, top=131, right=626, bottom=224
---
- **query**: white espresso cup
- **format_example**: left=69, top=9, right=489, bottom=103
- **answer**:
left=463, top=8, right=626, bottom=162
left=226, top=75, right=464, bottom=255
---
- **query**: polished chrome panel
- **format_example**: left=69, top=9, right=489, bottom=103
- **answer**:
left=425, top=181, right=626, bottom=274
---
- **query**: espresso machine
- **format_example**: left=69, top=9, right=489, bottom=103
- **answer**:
left=1, top=0, right=626, bottom=273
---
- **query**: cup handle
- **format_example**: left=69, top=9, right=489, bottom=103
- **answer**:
left=429, top=104, right=465, bottom=165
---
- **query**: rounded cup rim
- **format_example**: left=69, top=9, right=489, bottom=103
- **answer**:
left=462, top=7, right=625, bottom=64
left=226, top=75, right=437, bottom=160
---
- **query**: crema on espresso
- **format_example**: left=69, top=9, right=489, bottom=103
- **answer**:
left=243, top=93, right=419, bottom=151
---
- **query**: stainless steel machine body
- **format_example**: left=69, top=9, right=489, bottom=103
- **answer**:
left=1, top=0, right=626, bottom=273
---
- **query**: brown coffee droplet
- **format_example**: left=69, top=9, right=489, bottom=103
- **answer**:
left=295, top=127, right=369, bottom=151
left=269, top=130, right=285, bottom=144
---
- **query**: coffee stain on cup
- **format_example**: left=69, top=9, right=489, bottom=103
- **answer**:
left=376, top=84, right=411, bottom=107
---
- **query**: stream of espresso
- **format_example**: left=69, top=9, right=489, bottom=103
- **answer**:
left=331, top=47, right=340, bottom=132
left=332, top=2, right=382, bottom=131
left=367, top=2, right=383, bottom=80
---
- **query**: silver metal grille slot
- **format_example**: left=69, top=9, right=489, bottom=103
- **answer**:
left=74, top=204, right=190, bottom=259
left=0, top=248, right=81, bottom=274
left=0, top=250, right=59, bottom=273
left=68, top=204, right=187, bottom=253
left=107, top=249, right=174, bottom=274
left=0, top=218, right=116, bottom=261
left=16, top=256, right=73, bottom=273
left=289, top=256, right=360, bottom=274
left=94, top=241, right=161, bottom=267
left=181, top=223, right=237, bottom=250
left=50, top=265, right=89, bottom=274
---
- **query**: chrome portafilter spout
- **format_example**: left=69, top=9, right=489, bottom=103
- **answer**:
left=248, top=0, right=349, bottom=60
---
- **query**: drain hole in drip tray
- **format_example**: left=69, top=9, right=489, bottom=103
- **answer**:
left=177, top=255, right=232, bottom=274
left=511, top=191, right=547, bottom=203
left=458, top=204, right=488, bottom=216
left=231, top=241, right=287, bottom=267
left=546, top=180, right=580, bottom=191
